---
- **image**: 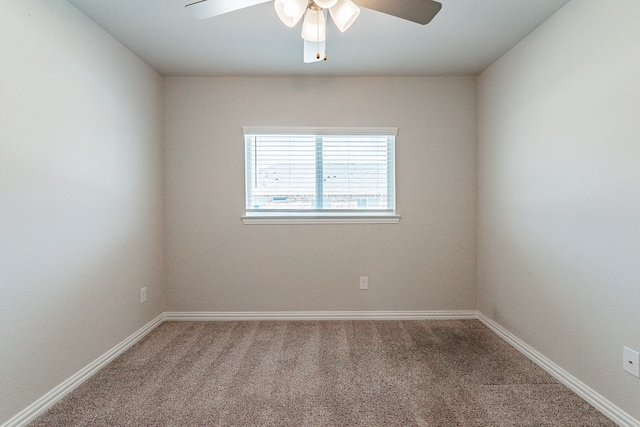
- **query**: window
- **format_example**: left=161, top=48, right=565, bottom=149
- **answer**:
left=242, top=127, right=399, bottom=224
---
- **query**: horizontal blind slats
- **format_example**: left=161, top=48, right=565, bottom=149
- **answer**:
left=245, top=132, right=394, bottom=213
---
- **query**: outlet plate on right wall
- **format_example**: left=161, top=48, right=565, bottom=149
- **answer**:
left=623, top=347, right=639, bottom=378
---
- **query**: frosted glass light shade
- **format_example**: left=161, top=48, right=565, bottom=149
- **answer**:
left=314, top=0, right=338, bottom=8
left=301, top=9, right=327, bottom=42
left=274, top=0, right=307, bottom=27
left=329, top=0, right=360, bottom=32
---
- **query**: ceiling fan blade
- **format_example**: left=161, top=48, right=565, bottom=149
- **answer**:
left=185, top=0, right=272, bottom=20
left=355, top=0, right=441, bottom=25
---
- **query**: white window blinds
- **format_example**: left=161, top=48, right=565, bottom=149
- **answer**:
left=243, top=127, right=397, bottom=219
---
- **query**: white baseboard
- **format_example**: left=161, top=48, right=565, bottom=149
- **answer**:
left=164, top=310, right=478, bottom=321
left=477, top=312, right=640, bottom=427
left=1, top=314, right=165, bottom=427
left=5, top=310, right=638, bottom=427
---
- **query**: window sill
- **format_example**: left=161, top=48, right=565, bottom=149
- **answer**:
left=241, top=215, right=401, bottom=225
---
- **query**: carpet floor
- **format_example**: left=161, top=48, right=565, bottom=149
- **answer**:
left=29, top=320, right=615, bottom=426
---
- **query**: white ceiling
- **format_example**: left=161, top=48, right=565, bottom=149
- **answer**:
left=66, top=0, right=570, bottom=77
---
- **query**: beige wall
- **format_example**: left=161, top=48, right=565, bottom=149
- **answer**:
left=11, top=0, right=640, bottom=423
left=0, top=1, right=165, bottom=423
left=163, top=76, right=477, bottom=312
left=477, top=0, right=640, bottom=420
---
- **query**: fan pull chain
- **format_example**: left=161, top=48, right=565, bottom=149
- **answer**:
left=323, top=9, right=327, bottom=61
left=316, top=9, right=321, bottom=59
left=316, top=8, right=327, bottom=61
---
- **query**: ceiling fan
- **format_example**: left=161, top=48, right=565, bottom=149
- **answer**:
left=185, top=0, right=442, bottom=63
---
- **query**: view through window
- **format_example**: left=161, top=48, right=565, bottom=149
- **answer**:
left=244, top=127, right=397, bottom=219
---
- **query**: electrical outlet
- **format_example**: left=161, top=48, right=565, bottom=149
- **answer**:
left=140, top=287, right=147, bottom=303
left=623, top=347, right=639, bottom=377
left=359, top=277, right=368, bottom=290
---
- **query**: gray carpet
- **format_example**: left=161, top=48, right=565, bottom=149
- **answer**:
left=30, top=320, right=615, bottom=426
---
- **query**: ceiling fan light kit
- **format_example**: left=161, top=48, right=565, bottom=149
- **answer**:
left=279, top=0, right=360, bottom=41
left=292, top=0, right=361, bottom=61
left=301, top=7, right=327, bottom=42
left=274, top=0, right=308, bottom=27
left=185, top=0, right=442, bottom=63
left=328, top=0, right=360, bottom=32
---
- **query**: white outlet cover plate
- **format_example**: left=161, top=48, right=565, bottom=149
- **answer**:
left=623, top=346, right=640, bottom=377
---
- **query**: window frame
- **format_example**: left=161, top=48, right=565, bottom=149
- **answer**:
left=242, top=126, right=400, bottom=225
